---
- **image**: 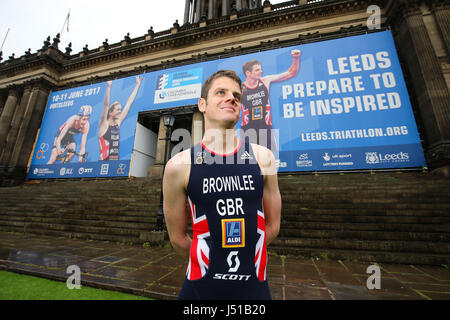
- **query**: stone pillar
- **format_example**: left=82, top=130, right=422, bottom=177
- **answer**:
left=0, top=85, right=32, bottom=165
left=200, top=0, right=208, bottom=19
left=392, top=3, right=450, bottom=170
left=432, top=2, right=450, bottom=57
left=0, top=90, right=7, bottom=115
left=195, top=0, right=201, bottom=22
left=148, top=116, right=171, bottom=178
left=208, top=0, right=214, bottom=19
left=184, top=0, right=192, bottom=24
left=222, top=0, right=228, bottom=16
left=0, top=87, right=20, bottom=157
left=14, top=83, right=51, bottom=169
left=236, top=0, right=242, bottom=10
left=191, top=110, right=204, bottom=146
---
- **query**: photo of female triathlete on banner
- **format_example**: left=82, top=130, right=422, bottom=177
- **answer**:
left=239, top=49, right=301, bottom=154
left=47, top=105, right=92, bottom=164
left=98, top=76, right=143, bottom=161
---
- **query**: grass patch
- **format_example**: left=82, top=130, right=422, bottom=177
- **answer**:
left=0, top=270, right=151, bottom=300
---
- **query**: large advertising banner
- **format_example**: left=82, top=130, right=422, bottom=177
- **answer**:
left=27, top=30, right=426, bottom=179
left=28, top=75, right=151, bottom=179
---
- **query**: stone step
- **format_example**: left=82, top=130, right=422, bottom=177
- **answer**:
left=268, top=244, right=450, bottom=266
left=0, top=211, right=158, bottom=223
left=281, top=202, right=450, bottom=211
left=279, top=220, right=450, bottom=233
left=281, top=207, right=449, bottom=217
left=281, top=214, right=449, bottom=225
left=279, top=227, right=450, bottom=242
left=0, top=215, right=156, bottom=229
left=271, top=237, right=450, bottom=255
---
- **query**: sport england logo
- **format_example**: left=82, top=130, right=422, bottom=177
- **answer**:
left=222, top=219, right=245, bottom=248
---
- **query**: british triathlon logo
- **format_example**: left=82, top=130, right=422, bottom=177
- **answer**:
left=222, top=219, right=245, bottom=248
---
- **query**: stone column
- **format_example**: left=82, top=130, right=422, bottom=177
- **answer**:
left=184, top=0, right=192, bottom=24
left=236, top=0, right=242, bottom=10
left=208, top=0, right=214, bottom=19
left=392, top=3, right=450, bottom=170
left=195, top=0, right=201, bottom=22
left=432, top=2, right=450, bottom=57
left=14, top=83, right=51, bottom=169
left=0, top=86, right=20, bottom=157
left=200, top=0, right=208, bottom=19
left=148, top=115, right=171, bottom=178
left=191, top=109, right=204, bottom=146
left=0, top=90, right=7, bottom=115
left=222, top=0, right=229, bottom=16
left=0, top=85, right=32, bottom=165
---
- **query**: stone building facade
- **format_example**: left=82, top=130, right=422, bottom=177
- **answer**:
left=0, top=0, right=449, bottom=186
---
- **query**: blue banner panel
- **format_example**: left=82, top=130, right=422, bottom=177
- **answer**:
left=27, top=30, right=426, bottom=179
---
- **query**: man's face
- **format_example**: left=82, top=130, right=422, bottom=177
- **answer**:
left=248, top=64, right=263, bottom=80
left=199, top=76, right=242, bottom=127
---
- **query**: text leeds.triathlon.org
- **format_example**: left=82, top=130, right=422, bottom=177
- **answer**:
left=301, top=126, right=409, bottom=142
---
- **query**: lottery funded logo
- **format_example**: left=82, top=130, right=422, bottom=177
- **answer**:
left=222, top=218, right=245, bottom=248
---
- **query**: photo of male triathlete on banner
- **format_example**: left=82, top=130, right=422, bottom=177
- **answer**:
left=99, top=76, right=143, bottom=161
left=47, top=105, right=92, bottom=164
left=239, top=49, right=301, bottom=155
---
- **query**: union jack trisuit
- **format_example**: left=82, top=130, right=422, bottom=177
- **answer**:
left=240, top=80, right=277, bottom=153
left=178, top=140, right=271, bottom=300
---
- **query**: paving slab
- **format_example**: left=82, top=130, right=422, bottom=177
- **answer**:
left=1, top=231, right=449, bottom=300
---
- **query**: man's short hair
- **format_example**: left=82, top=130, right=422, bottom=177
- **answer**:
left=242, top=60, right=261, bottom=75
left=201, top=70, right=242, bottom=99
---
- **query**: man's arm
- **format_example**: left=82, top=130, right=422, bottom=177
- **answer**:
left=252, top=144, right=281, bottom=245
left=262, top=49, right=301, bottom=87
left=163, top=150, right=192, bottom=258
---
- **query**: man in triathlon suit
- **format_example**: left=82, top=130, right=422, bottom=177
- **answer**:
left=47, top=105, right=92, bottom=164
left=163, top=70, right=281, bottom=300
left=240, top=49, right=301, bottom=154
left=98, top=76, right=142, bottom=160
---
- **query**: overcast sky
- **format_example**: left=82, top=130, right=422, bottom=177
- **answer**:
left=1, top=0, right=287, bottom=60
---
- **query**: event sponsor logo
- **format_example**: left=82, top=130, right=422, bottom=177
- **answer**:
left=222, top=218, right=245, bottom=248
left=365, top=152, right=380, bottom=164
left=213, top=251, right=251, bottom=281
left=154, top=68, right=202, bottom=104
left=60, top=167, right=74, bottom=176
left=322, top=152, right=354, bottom=167
left=240, top=151, right=254, bottom=160
left=78, top=167, right=94, bottom=175
left=365, top=151, right=410, bottom=164
left=296, top=153, right=312, bottom=167
left=116, top=163, right=127, bottom=175
left=100, top=164, right=109, bottom=175
left=33, top=167, right=54, bottom=176
left=35, top=143, right=50, bottom=160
